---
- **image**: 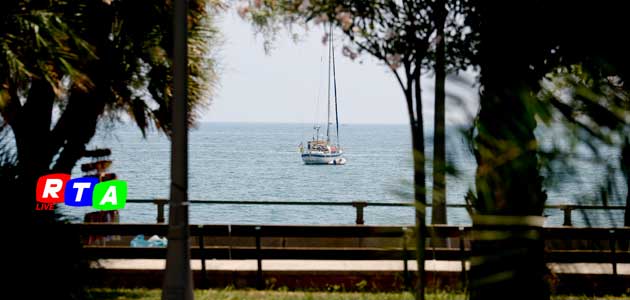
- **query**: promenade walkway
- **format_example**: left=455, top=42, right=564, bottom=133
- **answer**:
left=97, top=259, right=630, bottom=274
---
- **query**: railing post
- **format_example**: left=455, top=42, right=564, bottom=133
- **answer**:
left=402, top=227, right=410, bottom=290
left=459, top=226, right=467, bottom=288
left=352, top=201, right=367, bottom=225
left=255, top=226, right=263, bottom=290
left=610, top=229, right=617, bottom=276
left=153, top=199, right=168, bottom=223
left=562, top=206, right=573, bottom=226
left=198, top=226, right=208, bottom=288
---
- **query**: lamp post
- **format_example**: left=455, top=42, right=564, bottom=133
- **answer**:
left=162, top=0, right=194, bottom=299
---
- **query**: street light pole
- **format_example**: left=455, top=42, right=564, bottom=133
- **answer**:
left=162, top=0, right=194, bottom=299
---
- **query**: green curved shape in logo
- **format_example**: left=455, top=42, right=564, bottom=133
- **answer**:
left=92, top=180, right=127, bottom=210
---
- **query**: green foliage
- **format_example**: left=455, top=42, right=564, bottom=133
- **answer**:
left=355, top=279, right=368, bottom=291
left=0, top=1, right=96, bottom=99
left=237, top=3, right=476, bottom=299
left=239, top=0, right=474, bottom=75
left=0, top=0, right=223, bottom=190
left=1, top=0, right=222, bottom=139
left=464, top=2, right=630, bottom=299
left=465, top=2, right=630, bottom=215
left=537, top=64, right=630, bottom=200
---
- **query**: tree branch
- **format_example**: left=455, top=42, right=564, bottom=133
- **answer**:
left=1, top=84, right=22, bottom=128
left=390, top=67, right=407, bottom=95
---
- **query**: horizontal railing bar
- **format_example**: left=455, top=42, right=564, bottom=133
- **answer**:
left=126, top=199, right=417, bottom=206
left=544, top=227, right=630, bottom=239
left=126, top=199, right=625, bottom=210
left=544, top=204, right=626, bottom=210
left=72, top=224, right=630, bottom=238
left=72, top=223, right=415, bottom=237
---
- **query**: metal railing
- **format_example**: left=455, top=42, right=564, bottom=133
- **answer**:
left=76, top=223, right=630, bottom=290
left=126, top=199, right=626, bottom=226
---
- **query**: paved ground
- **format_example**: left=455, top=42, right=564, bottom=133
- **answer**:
left=96, top=259, right=630, bottom=274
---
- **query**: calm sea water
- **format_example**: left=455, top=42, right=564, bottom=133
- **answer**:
left=59, top=122, right=626, bottom=226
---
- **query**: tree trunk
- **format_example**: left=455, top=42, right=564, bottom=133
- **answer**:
left=14, top=80, right=55, bottom=175
left=431, top=0, right=447, bottom=228
left=470, top=79, right=549, bottom=300
left=408, top=74, right=427, bottom=300
left=469, top=2, right=550, bottom=299
left=623, top=172, right=630, bottom=250
left=9, top=73, right=107, bottom=222
left=7, top=76, right=112, bottom=300
left=621, top=138, right=630, bottom=227
left=51, top=84, right=106, bottom=173
left=11, top=79, right=57, bottom=222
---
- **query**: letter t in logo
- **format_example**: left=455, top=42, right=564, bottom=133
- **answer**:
left=65, top=177, right=99, bottom=207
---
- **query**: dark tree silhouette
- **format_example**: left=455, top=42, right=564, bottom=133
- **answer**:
left=1, top=0, right=220, bottom=220
left=466, top=2, right=630, bottom=299
left=0, top=1, right=221, bottom=299
left=621, top=138, right=630, bottom=227
left=430, top=0, right=448, bottom=227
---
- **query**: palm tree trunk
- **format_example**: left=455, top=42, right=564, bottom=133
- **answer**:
left=623, top=174, right=630, bottom=250
left=51, top=83, right=107, bottom=173
left=470, top=2, right=550, bottom=298
left=11, top=79, right=56, bottom=220
left=471, top=82, right=549, bottom=300
left=621, top=139, right=630, bottom=227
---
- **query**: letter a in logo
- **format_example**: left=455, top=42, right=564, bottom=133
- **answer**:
left=92, top=180, right=127, bottom=210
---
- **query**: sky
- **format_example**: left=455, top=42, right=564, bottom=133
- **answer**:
left=203, top=11, right=479, bottom=126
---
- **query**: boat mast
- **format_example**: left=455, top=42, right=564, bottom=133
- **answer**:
left=332, top=25, right=340, bottom=148
left=326, top=23, right=332, bottom=142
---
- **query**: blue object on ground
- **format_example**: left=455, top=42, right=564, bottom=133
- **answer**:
left=130, top=234, right=167, bottom=247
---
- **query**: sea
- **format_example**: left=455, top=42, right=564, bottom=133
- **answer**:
left=59, top=122, right=627, bottom=227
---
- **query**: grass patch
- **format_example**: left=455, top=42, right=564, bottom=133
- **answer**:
left=85, top=288, right=629, bottom=300
left=85, top=289, right=454, bottom=300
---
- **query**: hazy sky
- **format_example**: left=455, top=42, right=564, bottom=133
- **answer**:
left=204, top=11, right=479, bottom=125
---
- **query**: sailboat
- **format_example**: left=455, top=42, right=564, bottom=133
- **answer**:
left=300, top=25, right=346, bottom=165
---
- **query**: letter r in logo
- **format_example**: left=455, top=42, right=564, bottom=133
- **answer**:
left=36, top=174, right=70, bottom=203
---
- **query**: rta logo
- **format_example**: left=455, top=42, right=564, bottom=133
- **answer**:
left=35, top=174, right=127, bottom=211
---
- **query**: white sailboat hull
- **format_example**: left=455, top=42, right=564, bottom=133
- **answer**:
left=301, top=151, right=345, bottom=165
